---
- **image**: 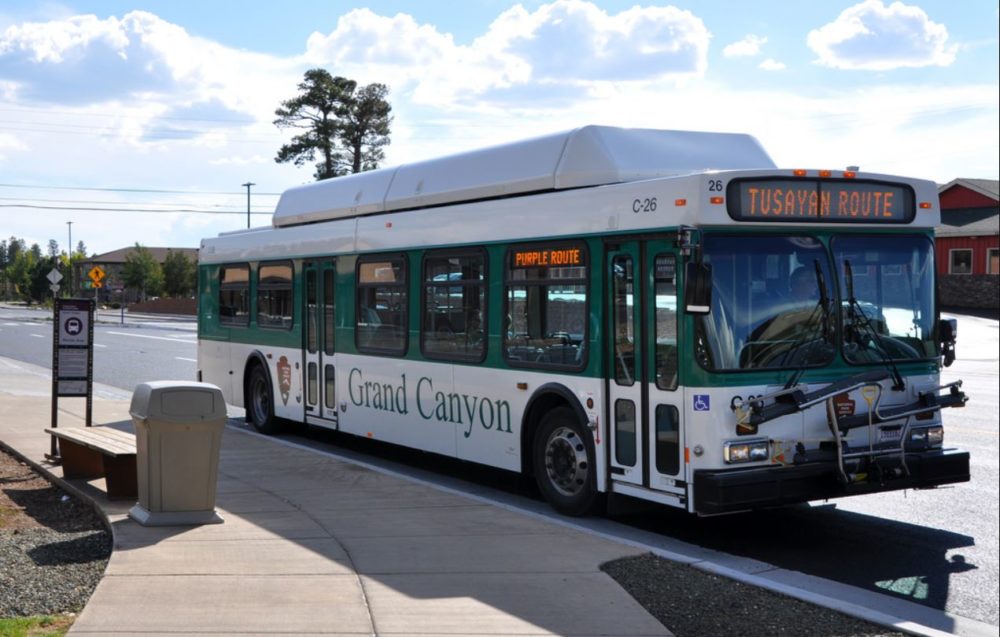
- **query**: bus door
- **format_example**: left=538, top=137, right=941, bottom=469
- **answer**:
left=606, top=239, right=685, bottom=501
left=304, top=260, right=338, bottom=427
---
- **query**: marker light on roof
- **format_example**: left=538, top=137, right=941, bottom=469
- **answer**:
left=843, top=170, right=857, bottom=178
left=819, top=170, right=832, bottom=178
left=793, top=169, right=807, bottom=176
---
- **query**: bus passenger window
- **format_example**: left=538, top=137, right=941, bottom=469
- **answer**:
left=504, top=242, right=588, bottom=370
left=654, top=255, right=678, bottom=390
left=219, top=264, right=249, bottom=326
left=422, top=251, right=486, bottom=361
left=357, top=256, right=407, bottom=355
left=257, top=262, right=293, bottom=329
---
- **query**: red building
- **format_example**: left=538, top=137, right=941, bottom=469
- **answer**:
left=935, top=178, right=999, bottom=309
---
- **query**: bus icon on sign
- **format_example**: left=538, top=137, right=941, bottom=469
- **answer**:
left=693, top=395, right=710, bottom=412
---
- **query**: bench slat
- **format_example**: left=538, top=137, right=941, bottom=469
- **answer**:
left=45, top=427, right=136, bottom=457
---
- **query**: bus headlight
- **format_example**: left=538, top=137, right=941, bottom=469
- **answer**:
left=724, top=440, right=769, bottom=464
left=911, top=426, right=944, bottom=448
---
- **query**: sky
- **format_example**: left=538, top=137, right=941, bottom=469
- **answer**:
left=0, top=0, right=997, bottom=256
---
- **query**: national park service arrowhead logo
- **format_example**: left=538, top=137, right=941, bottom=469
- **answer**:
left=276, top=356, right=292, bottom=405
left=833, top=392, right=856, bottom=417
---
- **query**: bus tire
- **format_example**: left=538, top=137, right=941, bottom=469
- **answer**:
left=246, top=363, right=279, bottom=435
left=533, top=406, right=599, bottom=516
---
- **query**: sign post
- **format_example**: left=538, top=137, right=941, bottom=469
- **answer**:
left=49, top=298, right=95, bottom=459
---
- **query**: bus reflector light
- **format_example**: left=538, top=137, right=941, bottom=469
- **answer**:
left=675, top=198, right=687, bottom=206
left=919, top=202, right=932, bottom=209
left=819, top=170, right=832, bottom=178
left=516, top=382, right=528, bottom=390
left=843, top=171, right=857, bottom=178
left=710, top=196, right=724, bottom=205
left=793, top=169, right=807, bottom=176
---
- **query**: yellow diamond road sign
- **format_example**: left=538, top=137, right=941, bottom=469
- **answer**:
left=88, top=266, right=105, bottom=284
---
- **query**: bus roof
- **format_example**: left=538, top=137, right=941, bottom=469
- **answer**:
left=272, top=125, right=775, bottom=228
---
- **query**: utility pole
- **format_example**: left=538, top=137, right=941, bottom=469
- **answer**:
left=242, top=182, right=256, bottom=229
left=66, top=221, right=73, bottom=296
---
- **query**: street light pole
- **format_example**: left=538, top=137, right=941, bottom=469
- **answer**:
left=242, top=182, right=256, bottom=229
left=66, top=221, right=73, bottom=296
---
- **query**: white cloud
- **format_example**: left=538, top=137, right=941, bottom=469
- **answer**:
left=807, top=0, right=957, bottom=70
left=305, top=1, right=711, bottom=107
left=723, top=34, right=767, bottom=58
left=482, top=1, right=710, bottom=81
left=758, top=58, right=786, bottom=71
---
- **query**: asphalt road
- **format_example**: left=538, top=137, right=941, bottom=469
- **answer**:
left=0, top=304, right=197, bottom=394
left=1, top=302, right=996, bottom=628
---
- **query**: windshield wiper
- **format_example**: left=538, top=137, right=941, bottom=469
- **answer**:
left=843, top=260, right=906, bottom=391
left=783, top=260, right=833, bottom=389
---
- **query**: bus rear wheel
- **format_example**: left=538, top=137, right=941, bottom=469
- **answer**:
left=533, top=406, right=599, bottom=516
left=246, top=364, right=279, bottom=435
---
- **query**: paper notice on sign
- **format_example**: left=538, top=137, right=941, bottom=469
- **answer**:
left=57, top=380, right=89, bottom=396
left=57, top=348, right=89, bottom=378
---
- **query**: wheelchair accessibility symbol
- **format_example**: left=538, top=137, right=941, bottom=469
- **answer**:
left=693, top=394, right=711, bottom=412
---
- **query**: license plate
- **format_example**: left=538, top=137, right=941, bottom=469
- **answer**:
left=878, top=426, right=902, bottom=443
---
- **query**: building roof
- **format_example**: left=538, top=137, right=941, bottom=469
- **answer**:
left=88, top=246, right=199, bottom=264
left=937, top=207, right=1000, bottom=237
left=935, top=178, right=999, bottom=238
left=938, top=178, right=1000, bottom=201
left=272, top=125, right=777, bottom=228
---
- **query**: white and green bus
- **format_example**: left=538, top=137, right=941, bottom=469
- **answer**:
left=198, top=126, right=969, bottom=516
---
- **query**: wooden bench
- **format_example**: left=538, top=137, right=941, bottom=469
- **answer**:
left=45, top=427, right=137, bottom=500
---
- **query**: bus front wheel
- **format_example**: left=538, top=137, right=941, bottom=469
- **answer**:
left=533, top=406, right=599, bottom=516
left=247, top=364, right=278, bottom=435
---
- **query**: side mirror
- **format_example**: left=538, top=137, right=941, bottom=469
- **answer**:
left=684, top=262, right=712, bottom=315
left=938, top=318, right=957, bottom=367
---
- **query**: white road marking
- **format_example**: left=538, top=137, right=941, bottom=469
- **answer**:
left=175, top=357, right=197, bottom=362
left=94, top=343, right=107, bottom=348
left=106, top=331, right=196, bottom=343
left=30, top=334, right=44, bottom=338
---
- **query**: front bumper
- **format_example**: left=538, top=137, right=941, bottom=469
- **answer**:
left=693, top=448, right=970, bottom=515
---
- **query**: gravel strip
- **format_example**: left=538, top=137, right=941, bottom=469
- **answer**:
left=0, top=448, right=112, bottom=618
left=0, top=528, right=110, bottom=616
left=602, top=553, right=905, bottom=637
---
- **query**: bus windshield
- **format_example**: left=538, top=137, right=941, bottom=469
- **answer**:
left=696, top=235, right=836, bottom=370
left=695, top=234, right=936, bottom=372
left=833, top=234, right=936, bottom=363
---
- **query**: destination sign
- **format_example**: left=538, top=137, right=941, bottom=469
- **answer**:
left=511, top=246, right=584, bottom=268
left=727, top=179, right=915, bottom=223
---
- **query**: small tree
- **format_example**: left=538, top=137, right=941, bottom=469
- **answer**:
left=29, top=256, right=57, bottom=303
left=162, top=250, right=195, bottom=297
left=0, top=240, right=7, bottom=301
left=274, top=68, right=392, bottom=180
left=122, top=244, right=163, bottom=302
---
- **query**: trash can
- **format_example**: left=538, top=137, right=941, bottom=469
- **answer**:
left=128, top=381, right=227, bottom=526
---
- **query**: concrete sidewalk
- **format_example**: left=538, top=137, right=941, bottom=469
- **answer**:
left=0, top=356, right=671, bottom=636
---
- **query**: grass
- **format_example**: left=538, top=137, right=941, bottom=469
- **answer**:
left=0, top=616, right=74, bottom=637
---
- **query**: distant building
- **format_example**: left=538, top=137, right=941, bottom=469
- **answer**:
left=78, top=246, right=199, bottom=304
left=935, top=179, right=999, bottom=310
